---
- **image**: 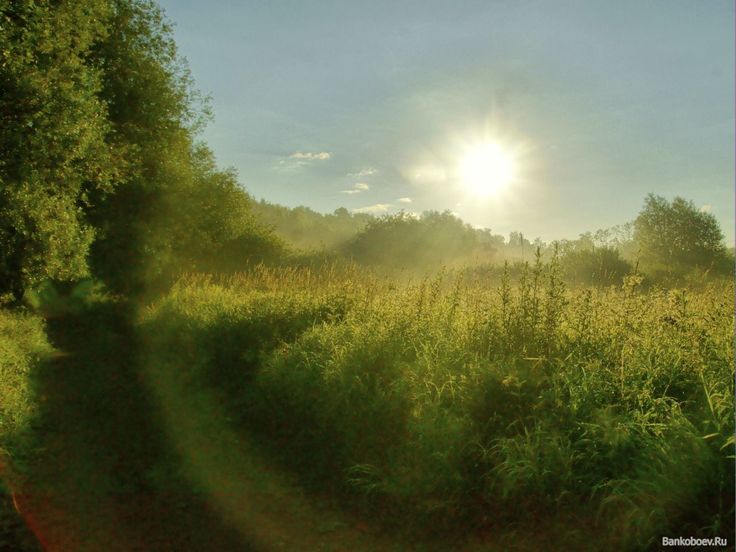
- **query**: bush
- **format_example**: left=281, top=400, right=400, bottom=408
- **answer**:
left=0, top=310, right=51, bottom=452
left=561, top=246, right=632, bottom=286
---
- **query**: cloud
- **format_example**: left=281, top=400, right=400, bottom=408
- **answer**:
left=347, top=167, right=376, bottom=178
left=700, top=204, right=713, bottom=213
left=341, top=182, right=370, bottom=194
left=397, top=197, right=412, bottom=203
left=278, top=151, right=332, bottom=169
left=352, top=203, right=392, bottom=214
left=290, top=151, right=331, bottom=161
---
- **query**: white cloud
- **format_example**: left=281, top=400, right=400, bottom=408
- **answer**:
left=341, top=182, right=370, bottom=194
left=397, top=197, right=412, bottom=203
left=348, top=167, right=376, bottom=178
left=700, top=204, right=713, bottom=213
left=352, top=203, right=392, bottom=214
left=290, top=151, right=331, bottom=161
left=278, top=151, right=332, bottom=169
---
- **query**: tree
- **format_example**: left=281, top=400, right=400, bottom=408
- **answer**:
left=0, top=0, right=285, bottom=300
left=86, top=0, right=282, bottom=294
left=0, top=0, right=120, bottom=301
left=634, top=194, right=728, bottom=279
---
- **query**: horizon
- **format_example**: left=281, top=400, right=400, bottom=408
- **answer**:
left=158, top=0, right=734, bottom=244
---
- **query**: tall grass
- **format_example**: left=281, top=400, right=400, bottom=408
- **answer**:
left=141, top=260, right=734, bottom=549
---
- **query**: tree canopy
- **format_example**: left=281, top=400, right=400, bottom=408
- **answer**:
left=0, top=0, right=282, bottom=300
left=633, top=194, right=729, bottom=279
left=0, top=0, right=120, bottom=300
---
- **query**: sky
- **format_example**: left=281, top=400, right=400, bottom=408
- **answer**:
left=158, top=0, right=734, bottom=243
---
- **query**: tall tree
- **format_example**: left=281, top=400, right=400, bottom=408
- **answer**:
left=0, top=0, right=119, bottom=301
left=86, top=0, right=281, bottom=294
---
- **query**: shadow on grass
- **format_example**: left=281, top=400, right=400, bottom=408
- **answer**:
left=15, top=302, right=254, bottom=551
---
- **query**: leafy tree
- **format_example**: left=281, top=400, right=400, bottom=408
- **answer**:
left=0, top=0, right=285, bottom=299
left=0, top=0, right=119, bottom=301
left=634, top=194, right=728, bottom=279
left=86, top=0, right=281, bottom=294
left=84, top=0, right=205, bottom=294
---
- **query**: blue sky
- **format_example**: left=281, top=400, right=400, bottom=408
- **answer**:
left=158, top=0, right=734, bottom=243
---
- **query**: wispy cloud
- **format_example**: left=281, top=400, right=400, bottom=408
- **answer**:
left=291, top=151, right=331, bottom=161
left=341, top=182, right=370, bottom=194
left=397, top=197, right=412, bottom=203
left=347, top=167, right=376, bottom=178
left=352, top=203, right=392, bottom=214
left=278, top=151, right=332, bottom=169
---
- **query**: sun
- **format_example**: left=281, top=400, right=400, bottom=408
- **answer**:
left=458, top=142, right=516, bottom=197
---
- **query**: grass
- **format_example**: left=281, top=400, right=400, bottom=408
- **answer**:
left=139, top=261, right=734, bottom=550
left=1, top=260, right=732, bottom=550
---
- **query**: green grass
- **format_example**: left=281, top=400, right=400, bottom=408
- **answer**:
left=140, top=262, right=735, bottom=550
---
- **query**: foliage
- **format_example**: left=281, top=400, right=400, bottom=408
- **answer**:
left=342, top=210, right=500, bottom=271
left=634, top=194, right=729, bottom=280
left=0, top=310, right=51, bottom=452
left=86, top=1, right=282, bottom=295
left=0, top=0, right=284, bottom=300
left=251, top=202, right=375, bottom=251
left=560, top=246, right=633, bottom=286
left=0, top=0, right=120, bottom=300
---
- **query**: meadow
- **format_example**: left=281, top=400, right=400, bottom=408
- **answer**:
left=138, top=259, right=734, bottom=550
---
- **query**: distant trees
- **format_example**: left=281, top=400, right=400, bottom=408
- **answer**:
left=343, top=210, right=498, bottom=270
left=250, top=201, right=373, bottom=251
left=633, top=194, right=730, bottom=279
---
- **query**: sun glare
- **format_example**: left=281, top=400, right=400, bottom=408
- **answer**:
left=458, top=142, right=516, bottom=198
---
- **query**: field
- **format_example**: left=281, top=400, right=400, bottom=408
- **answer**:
left=136, top=261, right=734, bottom=549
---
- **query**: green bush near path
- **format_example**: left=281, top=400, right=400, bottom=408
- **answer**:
left=0, top=310, right=52, bottom=457
left=0, top=309, right=51, bottom=552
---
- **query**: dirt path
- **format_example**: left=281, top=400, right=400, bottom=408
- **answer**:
left=6, top=304, right=442, bottom=551
left=10, top=304, right=255, bottom=551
